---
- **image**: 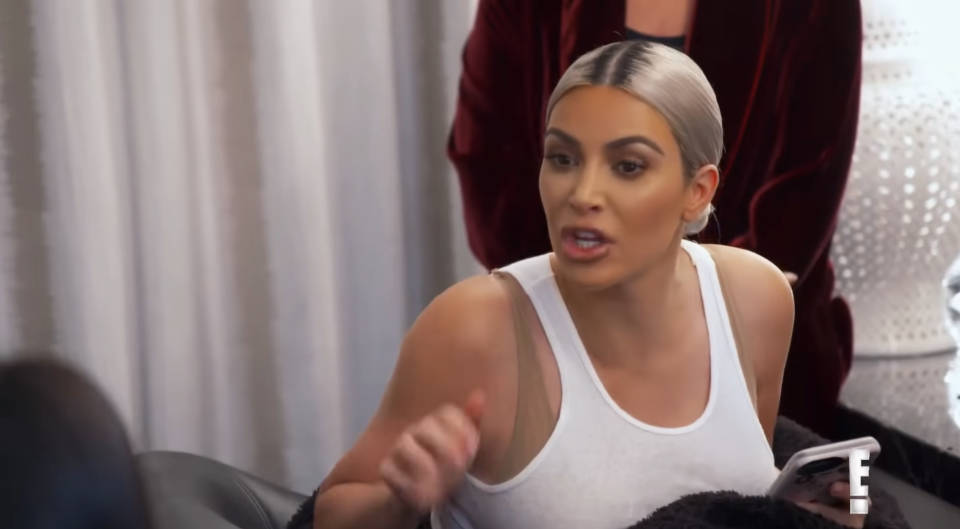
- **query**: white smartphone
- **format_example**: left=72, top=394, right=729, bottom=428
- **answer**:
left=768, top=436, right=881, bottom=506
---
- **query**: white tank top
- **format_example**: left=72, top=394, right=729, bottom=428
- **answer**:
left=432, top=240, right=778, bottom=529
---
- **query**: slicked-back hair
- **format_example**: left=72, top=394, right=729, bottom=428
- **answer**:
left=546, top=41, right=723, bottom=235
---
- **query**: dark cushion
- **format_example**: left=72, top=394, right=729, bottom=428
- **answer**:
left=137, top=451, right=307, bottom=529
left=139, top=418, right=909, bottom=529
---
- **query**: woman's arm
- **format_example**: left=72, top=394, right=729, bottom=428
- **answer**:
left=313, top=276, right=515, bottom=529
left=712, top=246, right=867, bottom=528
left=707, top=245, right=795, bottom=446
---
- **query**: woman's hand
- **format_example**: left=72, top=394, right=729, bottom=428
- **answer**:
left=379, top=391, right=485, bottom=514
left=794, top=482, right=868, bottom=528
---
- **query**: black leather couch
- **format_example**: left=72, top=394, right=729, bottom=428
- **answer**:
left=137, top=452, right=307, bottom=529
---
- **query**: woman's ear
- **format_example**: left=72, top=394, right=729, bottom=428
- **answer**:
left=682, top=164, right=719, bottom=223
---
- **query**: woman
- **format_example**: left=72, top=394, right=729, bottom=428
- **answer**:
left=0, top=358, right=151, bottom=529
left=449, top=0, right=862, bottom=435
left=314, top=42, right=863, bottom=529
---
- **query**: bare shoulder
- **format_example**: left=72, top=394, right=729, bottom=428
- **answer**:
left=377, top=273, right=517, bottom=424
left=703, top=244, right=794, bottom=442
left=702, top=244, right=794, bottom=333
left=318, top=274, right=517, bottom=491
left=404, top=274, right=516, bottom=365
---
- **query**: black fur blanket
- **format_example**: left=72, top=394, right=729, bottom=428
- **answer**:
left=624, top=417, right=910, bottom=529
left=290, top=417, right=911, bottom=529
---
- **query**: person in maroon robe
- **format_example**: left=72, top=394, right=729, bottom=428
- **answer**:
left=448, top=0, right=862, bottom=435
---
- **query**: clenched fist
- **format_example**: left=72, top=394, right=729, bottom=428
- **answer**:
left=380, top=392, right=485, bottom=513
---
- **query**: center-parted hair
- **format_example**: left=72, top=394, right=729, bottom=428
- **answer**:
left=546, top=41, right=724, bottom=234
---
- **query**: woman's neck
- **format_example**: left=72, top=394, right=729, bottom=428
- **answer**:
left=625, top=0, right=694, bottom=37
left=556, top=240, right=697, bottom=365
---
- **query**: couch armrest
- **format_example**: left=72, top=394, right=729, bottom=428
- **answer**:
left=137, top=451, right=307, bottom=529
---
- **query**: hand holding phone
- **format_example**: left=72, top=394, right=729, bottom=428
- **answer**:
left=768, top=436, right=880, bottom=507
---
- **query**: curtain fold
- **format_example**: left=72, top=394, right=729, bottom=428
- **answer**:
left=0, top=47, right=19, bottom=354
left=247, top=0, right=354, bottom=489
left=32, top=0, right=144, bottom=437
left=1, top=0, right=480, bottom=492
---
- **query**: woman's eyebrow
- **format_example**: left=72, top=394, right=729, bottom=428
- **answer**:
left=605, top=135, right=664, bottom=155
left=544, top=128, right=664, bottom=156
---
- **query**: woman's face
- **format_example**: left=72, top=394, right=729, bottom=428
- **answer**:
left=539, top=85, right=717, bottom=289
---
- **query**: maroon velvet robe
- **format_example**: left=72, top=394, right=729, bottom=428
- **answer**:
left=448, top=0, right=862, bottom=434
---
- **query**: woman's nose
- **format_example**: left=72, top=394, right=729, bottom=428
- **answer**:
left=568, top=166, right=605, bottom=213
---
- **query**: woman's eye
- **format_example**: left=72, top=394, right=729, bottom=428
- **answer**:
left=616, top=160, right=645, bottom=176
left=548, top=154, right=575, bottom=167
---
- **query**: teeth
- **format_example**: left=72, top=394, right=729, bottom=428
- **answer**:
left=567, top=229, right=604, bottom=250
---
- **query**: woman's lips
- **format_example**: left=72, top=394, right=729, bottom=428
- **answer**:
left=559, top=227, right=611, bottom=262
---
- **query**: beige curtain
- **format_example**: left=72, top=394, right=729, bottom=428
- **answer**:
left=0, top=0, right=480, bottom=492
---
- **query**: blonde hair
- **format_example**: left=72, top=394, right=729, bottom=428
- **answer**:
left=546, top=41, right=723, bottom=234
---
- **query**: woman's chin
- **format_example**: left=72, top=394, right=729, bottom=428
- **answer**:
left=552, top=255, right=623, bottom=291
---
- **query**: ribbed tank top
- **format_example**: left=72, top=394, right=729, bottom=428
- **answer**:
left=433, top=240, right=778, bottom=529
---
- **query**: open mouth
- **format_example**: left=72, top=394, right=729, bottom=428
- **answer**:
left=560, top=228, right=611, bottom=261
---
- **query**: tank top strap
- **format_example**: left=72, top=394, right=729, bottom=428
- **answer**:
left=680, top=240, right=724, bottom=320
left=680, top=241, right=737, bottom=359
left=679, top=238, right=715, bottom=270
left=680, top=240, right=759, bottom=410
left=495, top=254, right=576, bottom=365
left=680, top=240, right=723, bottom=312
left=494, top=254, right=593, bottom=394
left=495, top=254, right=555, bottom=293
